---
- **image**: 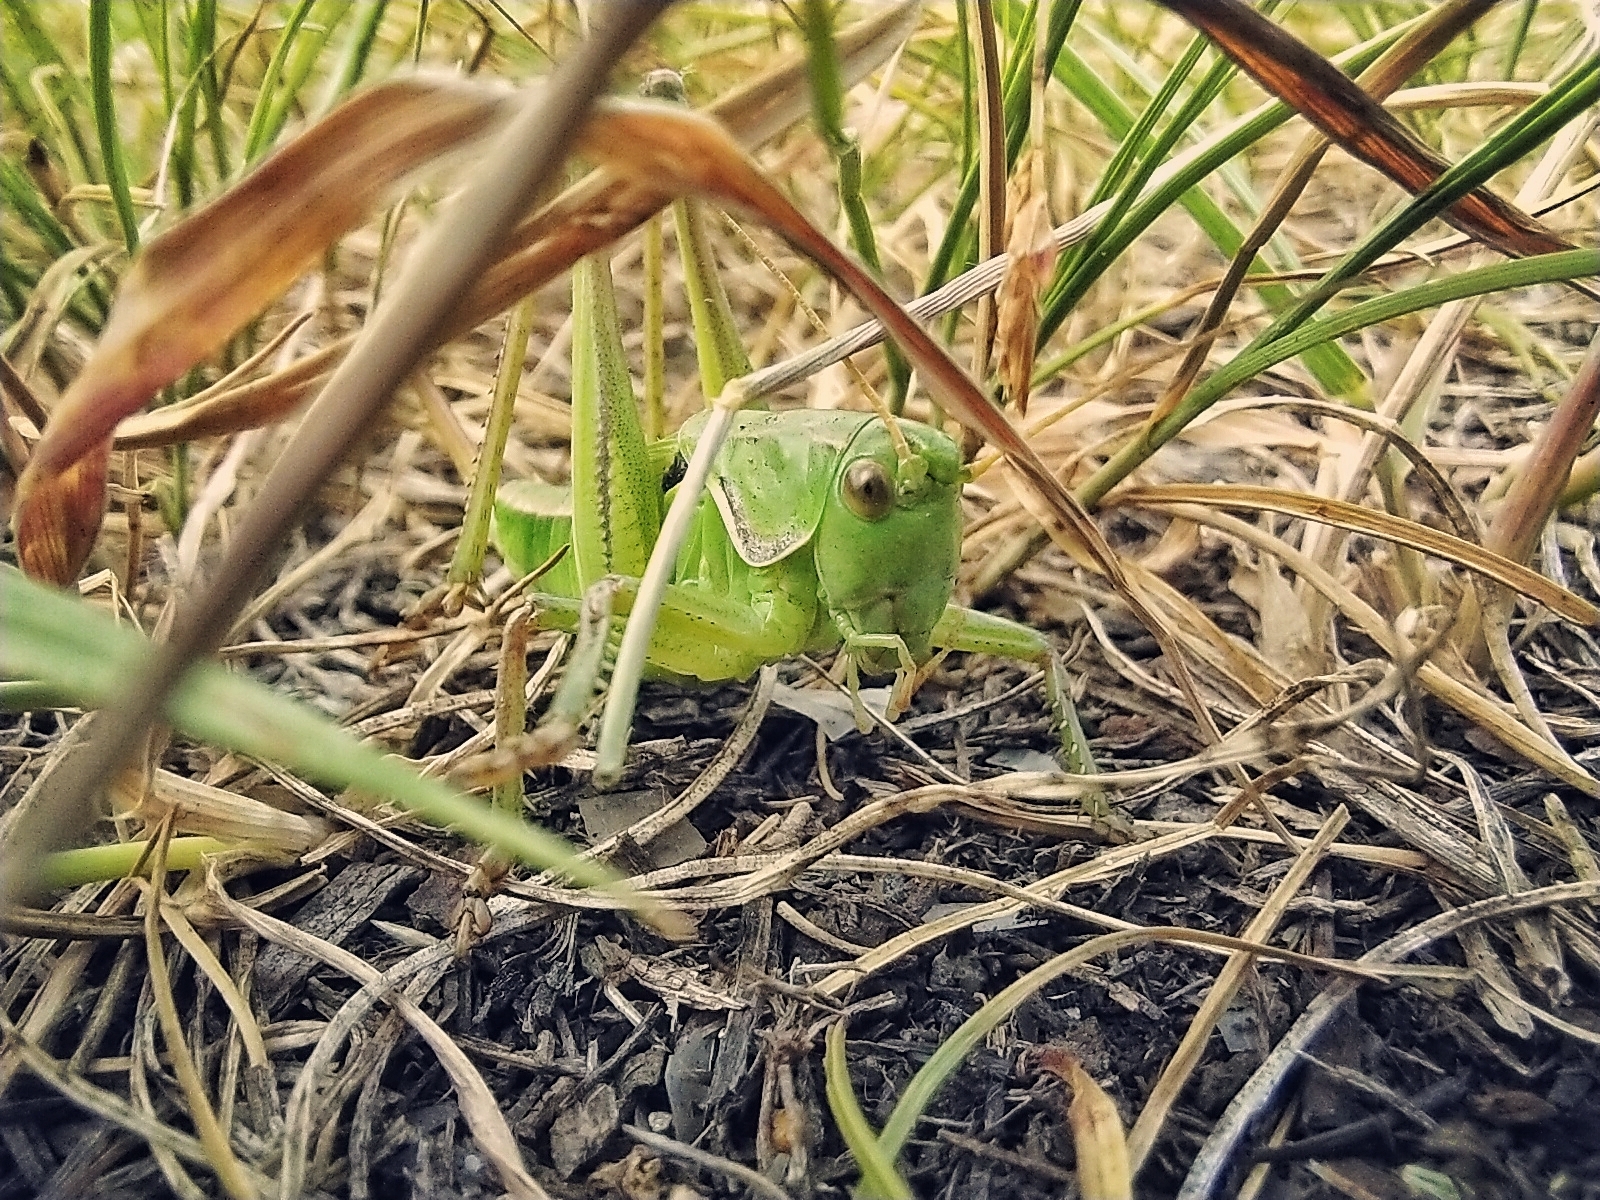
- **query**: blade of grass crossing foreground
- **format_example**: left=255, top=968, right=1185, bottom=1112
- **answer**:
left=0, top=568, right=623, bottom=893
left=0, top=4, right=674, bottom=912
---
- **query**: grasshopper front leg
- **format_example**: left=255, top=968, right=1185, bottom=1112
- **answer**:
left=931, top=604, right=1104, bottom=809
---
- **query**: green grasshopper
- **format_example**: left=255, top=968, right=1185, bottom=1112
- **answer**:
left=491, top=254, right=1082, bottom=771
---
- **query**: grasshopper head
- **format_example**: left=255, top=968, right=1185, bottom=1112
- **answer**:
left=813, top=418, right=965, bottom=672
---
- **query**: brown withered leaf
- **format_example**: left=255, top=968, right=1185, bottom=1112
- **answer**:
left=993, top=145, right=1058, bottom=417
left=13, top=444, right=108, bottom=583
left=1114, top=482, right=1600, bottom=626
left=1156, top=0, right=1571, bottom=259
left=13, top=77, right=518, bottom=583
left=1037, top=1047, right=1132, bottom=1200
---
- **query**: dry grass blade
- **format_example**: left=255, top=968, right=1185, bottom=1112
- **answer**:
left=1114, top=483, right=1600, bottom=626
left=12, top=78, right=519, bottom=583
left=1127, top=807, right=1350, bottom=1176
left=1145, top=501, right=1600, bottom=794
left=1156, top=0, right=1571, bottom=259
left=0, top=1009, right=273, bottom=1191
left=1179, top=881, right=1600, bottom=1198
left=1037, top=1048, right=1133, bottom=1200
left=140, top=829, right=254, bottom=1200
left=1485, top=327, right=1600, bottom=569
left=208, top=870, right=547, bottom=1200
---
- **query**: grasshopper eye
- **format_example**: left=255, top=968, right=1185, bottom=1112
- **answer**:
left=842, top=459, right=894, bottom=521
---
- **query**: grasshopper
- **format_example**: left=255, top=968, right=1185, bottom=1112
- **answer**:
left=491, top=252, right=1086, bottom=776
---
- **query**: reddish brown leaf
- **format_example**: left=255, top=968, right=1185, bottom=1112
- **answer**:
left=13, top=445, right=107, bottom=584
left=1157, top=0, right=1571, bottom=259
left=13, top=78, right=516, bottom=581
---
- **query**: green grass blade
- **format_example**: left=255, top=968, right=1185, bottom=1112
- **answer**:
left=129, top=0, right=174, bottom=116
left=824, top=1022, right=912, bottom=1200
left=0, top=567, right=620, bottom=893
left=173, top=0, right=221, bottom=208
left=875, top=942, right=1098, bottom=1159
left=1249, top=52, right=1600, bottom=353
left=1080, top=247, right=1600, bottom=505
left=1052, top=16, right=1216, bottom=291
left=450, top=294, right=537, bottom=586
left=923, top=0, right=1085, bottom=295
left=799, top=0, right=909, bottom=407
left=193, top=0, right=230, bottom=182
left=39, top=838, right=232, bottom=890
left=88, top=0, right=140, bottom=254
left=0, top=154, right=76, bottom=259
left=241, top=0, right=318, bottom=163
left=325, top=0, right=390, bottom=103
left=1043, top=42, right=1364, bottom=398
left=267, top=0, right=356, bottom=137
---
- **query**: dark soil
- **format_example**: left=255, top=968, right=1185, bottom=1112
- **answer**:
left=4, top=508, right=1600, bottom=1199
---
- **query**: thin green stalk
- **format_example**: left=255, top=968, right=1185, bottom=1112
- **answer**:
left=193, top=0, right=229, bottom=183
left=241, top=0, right=317, bottom=163
left=258, top=0, right=356, bottom=155
left=39, top=837, right=231, bottom=890
left=449, top=295, right=538, bottom=587
left=130, top=0, right=174, bottom=117
left=173, top=0, right=210, bottom=208
left=1501, top=0, right=1537, bottom=78
left=642, top=210, right=667, bottom=440
left=1048, top=17, right=1216, bottom=299
left=956, top=0, right=974, bottom=178
left=922, top=0, right=1085, bottom=299
left=325, top=0, right=390, bottom=107
left=88, top=0, right=140, bottom=254
left=799, top=0, right=909, bottom=407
